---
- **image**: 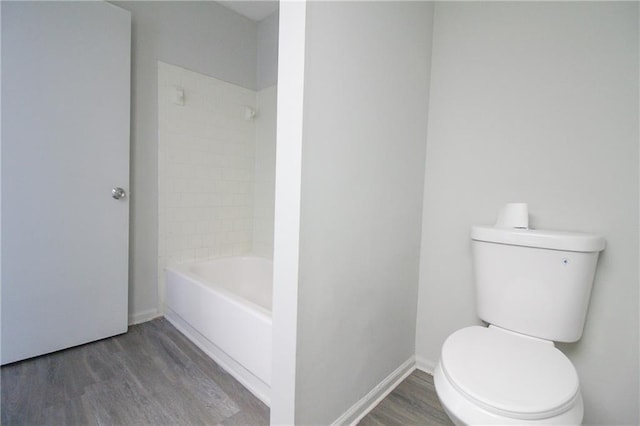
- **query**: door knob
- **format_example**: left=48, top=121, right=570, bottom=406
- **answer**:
left=112, top=187, right=126, bottom=200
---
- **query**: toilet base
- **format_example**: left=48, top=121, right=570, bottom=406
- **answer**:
left=433, top=362, right=583, bottom=425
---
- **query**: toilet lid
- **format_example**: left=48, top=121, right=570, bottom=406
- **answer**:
left=440, top=326, right=580, bottom=420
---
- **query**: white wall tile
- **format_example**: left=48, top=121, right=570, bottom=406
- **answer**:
left=158, top=61, right=276, bottom=298
left=158, top=61, right=258, bottom=304
left=252, top=85, right=278, bottom=258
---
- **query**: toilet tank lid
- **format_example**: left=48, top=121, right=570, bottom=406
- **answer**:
left=471, top=226, right=605, bottom=252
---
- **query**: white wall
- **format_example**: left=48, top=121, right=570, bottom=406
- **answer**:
left=294, top=2, right=433, bottom=423
left=415, top=2, right=639, bottom=424
left=270, top=2, right=307, bottom=423
left=111, top=2, right=261, bottom=323
left=257, top=11, right=279, bottom=90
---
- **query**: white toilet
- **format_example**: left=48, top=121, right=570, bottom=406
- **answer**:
left=434, top=210, right=605, bottom=425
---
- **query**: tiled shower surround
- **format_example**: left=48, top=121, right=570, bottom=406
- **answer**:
left=158, top=61, right=276, bottom=304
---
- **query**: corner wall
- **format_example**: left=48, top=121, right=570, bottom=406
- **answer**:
left=294, top=2, right=434, bottom=423
left=415, top=3, right=639, bottom=424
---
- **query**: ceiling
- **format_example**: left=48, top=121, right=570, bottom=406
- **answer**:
left=218, top=1, right=279, bottom=22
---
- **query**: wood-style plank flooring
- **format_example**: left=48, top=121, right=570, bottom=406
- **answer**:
left=2, top=318, right=451, bottom=425
left=358, top=369, right=453, bottom=426
left=1, top=318, right=269, bottom=425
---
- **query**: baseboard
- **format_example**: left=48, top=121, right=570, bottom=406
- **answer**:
left=415, top=355, right=437, bottom=375
left=331, top=357, right=416, bottom=426
left=128, top=308, right=161, bottom=325
left=164, top=309, right=271, bottom=407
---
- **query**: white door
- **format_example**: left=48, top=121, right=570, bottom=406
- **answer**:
left=1, top=2, right=131, bottom=364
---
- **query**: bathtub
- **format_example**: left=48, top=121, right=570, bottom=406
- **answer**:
left=164, top=256, right=272, bottom=405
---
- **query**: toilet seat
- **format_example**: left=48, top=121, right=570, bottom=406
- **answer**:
left=439, top=326, right=580, bottom=421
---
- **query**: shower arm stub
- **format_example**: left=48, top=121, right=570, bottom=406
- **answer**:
left=244, top=106, right=256, bottom=121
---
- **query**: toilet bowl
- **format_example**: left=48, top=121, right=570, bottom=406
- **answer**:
left=434, top=326, right=583, bottom=425
left=433, top=208, right=604, bottom=426
left=434, top=209, right=605, bottom=425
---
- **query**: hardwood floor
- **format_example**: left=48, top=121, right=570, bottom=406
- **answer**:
left=1, top=318, right=269, bottom=425
left=2, top=318, right=450, bottom=426
left=358, top=369, right=453, bottom=426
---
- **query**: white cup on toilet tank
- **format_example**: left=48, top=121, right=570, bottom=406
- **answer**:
left=495, top=203, right=529, bottom=229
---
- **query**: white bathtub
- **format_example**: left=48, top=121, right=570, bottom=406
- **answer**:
left=165, top=256, right=272, bottom=405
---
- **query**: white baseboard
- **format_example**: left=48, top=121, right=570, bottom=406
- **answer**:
left=128, top=308, right=161, bottom=325
left=164, top=309, right=271, bottom=407
left=331, top=357, right=416, bottom=426
left=415, top=355, right=437, bottom=375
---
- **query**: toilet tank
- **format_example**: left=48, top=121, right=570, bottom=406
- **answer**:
left=471, top=226, right=605, bottom=343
